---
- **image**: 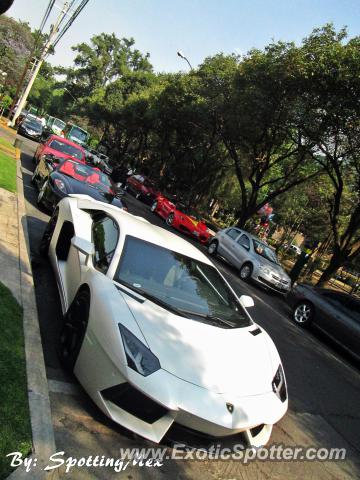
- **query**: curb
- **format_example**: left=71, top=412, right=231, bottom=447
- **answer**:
left=0, top=118, right=16, bottom=134
left=7, top=149, right=59, bottom=479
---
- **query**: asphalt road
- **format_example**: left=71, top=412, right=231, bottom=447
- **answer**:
left=12, top=132, right=360, bottom=479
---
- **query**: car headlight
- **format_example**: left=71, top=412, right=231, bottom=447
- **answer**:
left=261, top=266, right=271, bottom=275
left=54, top=179, right=66, bottom=192
left=272, top=365, right=287, bottom=402
left=118, top=324, right=161, bottom=376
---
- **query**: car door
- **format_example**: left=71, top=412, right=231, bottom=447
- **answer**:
left=314, top=291, right=350, bottom=338
left=341, top=298, right=360, bottom=358
left=130, top=175, right=144, bottom=194
left=219, top=228, right=242, bottom=265
left=233, top=233, right=251, bottom=268
left=160, top=199, right=174, bottom=217
left=319, top=293, right=360, bottom=357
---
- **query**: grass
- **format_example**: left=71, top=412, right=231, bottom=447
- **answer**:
left=0, top=282, right=32, bottom=479
left=0, top=137, right=15, bottom=152
left=0, top=150, right=17, bottom=193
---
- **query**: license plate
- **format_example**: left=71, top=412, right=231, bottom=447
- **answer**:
left=193, top=231, right=200, bottom=237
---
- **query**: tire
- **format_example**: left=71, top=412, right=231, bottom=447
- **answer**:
left=208, top=240, right=218, bottom=255
left=39, top=209, right=58, bottom=257
left=166, top=213, right=174, bottom=226
left=37, top=180, right=48, bottom=206
left=293, top=301, right=314, bottom=327
left=59, top=289, right=90, bottom=371
left=150, top=201, right=158, bottom=213
left=239, top=262, right=253, bottom=281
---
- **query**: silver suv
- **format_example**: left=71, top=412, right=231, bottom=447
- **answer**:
left=208, top=227, right=291, bottom=294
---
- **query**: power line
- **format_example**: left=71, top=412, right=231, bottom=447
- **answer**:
left=52, top=0, right=90, bottom=49
left=56, top=0, right=77, bottom=32
left=39, top=0, right=56, bottom=33
left=10, top=0, right=90, bottom=125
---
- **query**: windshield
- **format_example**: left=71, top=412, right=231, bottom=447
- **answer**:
left=58, top=160, right=113, bottom=192
left=49, top=139, right=83, bottom=160
left=24, top=119, right=42, bottom=132
left=253, top=239, right=279, bottom=265
left=69, top=126, right=88, bottom=143
left=53, top=119, right=66, bottom=130
left=115, top=236, right=251, bottom=329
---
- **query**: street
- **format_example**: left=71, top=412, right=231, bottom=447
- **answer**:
left=15, top=132, right=360, bottom=478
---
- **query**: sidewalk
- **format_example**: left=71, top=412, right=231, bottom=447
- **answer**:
left=0, top=127, right=58, bottom=479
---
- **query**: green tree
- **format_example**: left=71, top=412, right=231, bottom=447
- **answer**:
left=0, top=16, right=33, bottom=93
left=299, top=25, right=360, bottom=286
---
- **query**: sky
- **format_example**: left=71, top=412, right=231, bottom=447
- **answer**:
left=6, top=0, right=360, bottom=73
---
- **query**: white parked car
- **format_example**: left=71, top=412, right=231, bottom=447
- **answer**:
left=40, top=195, right=288, bottom=447
left=208, top=228, right=291, bottom=294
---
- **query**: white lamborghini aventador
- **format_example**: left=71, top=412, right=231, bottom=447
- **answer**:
left=41, top=195, right=288, bottom=447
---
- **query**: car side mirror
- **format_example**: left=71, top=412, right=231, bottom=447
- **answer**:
left=71, top=236, right=94, bottom=256
left=239, top=295, right=255, bottom=308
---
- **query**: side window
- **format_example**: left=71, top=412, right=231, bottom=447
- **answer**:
left=226, top=228, right=241, bottom=241
left=237, top=234, right=250, bottom=250
left=92, top=216, right=119, bottom=273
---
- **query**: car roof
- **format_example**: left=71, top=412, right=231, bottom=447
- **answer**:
left=48, top=135, right=85, bottom=151
left=71, top=195, right=212, bottom=264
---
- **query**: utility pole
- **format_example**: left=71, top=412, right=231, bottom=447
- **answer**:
left=10, top=2, right=70, bottom=126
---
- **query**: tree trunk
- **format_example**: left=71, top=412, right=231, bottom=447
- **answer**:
left=317, top=246, right=349, bottom=287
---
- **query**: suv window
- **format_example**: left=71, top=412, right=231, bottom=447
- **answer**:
left=92, top=215, right=119, bottom=273
left=237, top=234, right=250, bottom=250
left=226, top=228, right=241, bottom=240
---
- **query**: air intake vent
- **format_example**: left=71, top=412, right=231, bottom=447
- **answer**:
left=249, top=327, right=262, bottom=336
left=101, top=383, right=168, bottom=424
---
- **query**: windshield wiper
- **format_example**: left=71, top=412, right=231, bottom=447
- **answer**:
left=118, top=281, right=190, bottom=318
left=178, top=309, right=236, bottom=327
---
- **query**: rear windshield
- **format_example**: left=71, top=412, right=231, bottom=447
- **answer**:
left=49, top=139, right=83, bottom=160
left=58, top=160, right=113, bottom=192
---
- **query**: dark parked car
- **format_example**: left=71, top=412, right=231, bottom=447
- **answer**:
left=126, top=174, right=160, bottom=204
left=31, top=155, right=127, bottom=212
left=287, top=284, right=360, bottom=361
left=17, top=116, right=43, bottom=141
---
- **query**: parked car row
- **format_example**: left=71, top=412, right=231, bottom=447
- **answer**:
left=31, top=134, right=127, bottom=212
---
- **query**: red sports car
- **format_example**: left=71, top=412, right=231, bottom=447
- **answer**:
left=151, top=195, right=212, bottom=244
left=126, top=174, right=160, bottom=204
left=33, top=134, right=86, bottom=165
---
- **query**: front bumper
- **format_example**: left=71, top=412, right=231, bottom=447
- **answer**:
left=18, top=128, right=42, bottom=141
left=42, top=182, right=66, bottom=210
left=74, top=333, right=287, bottom=447
left=253, top=269, right=291, bottom=294
left=175, top=223, right=209, bottom=244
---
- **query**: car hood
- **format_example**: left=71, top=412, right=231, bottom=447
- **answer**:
left=256, top=255, right=289, bottom=279
left=123, top=295, right=276, bottom=396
